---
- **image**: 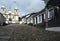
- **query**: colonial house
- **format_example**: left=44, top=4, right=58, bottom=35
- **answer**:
left=21, top=16, right=27, bottom=24
left=26, top=13, right=36, bottom=24
left=1, top=5, right=19, bottom=24
left=46, top=0, right=60, bottom=27
left=21, top=6, right=60, bottom=27
left=20, top=14, right=30, bottom=24
left=20, top=0, right=60, bottom=28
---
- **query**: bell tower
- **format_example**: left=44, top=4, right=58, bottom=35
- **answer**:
left=14, top=7, right=19, bottom=22
left=14, top=7, right=18, bottom=16
left=1, top=5, right=7, bottom=18
left=1, top=5, right=6, bottom=14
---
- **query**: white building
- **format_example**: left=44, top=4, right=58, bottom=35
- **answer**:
left=1, top=5, right=19, bottom=24
left=21, top=7, right=55, bottom=26
left=19, top=14, right=30, bottom=24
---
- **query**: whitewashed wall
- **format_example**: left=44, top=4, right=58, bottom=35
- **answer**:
left=44, top=14, right=46, bottom=19
left=30, top=17, right=33, bottom=23
left=39, top=15, right=42, bottom=23
left=23, top=18, right=27, bottom=23
left=27, top=18, right=30, bottom=24
left=28, top=18, right=31, bottom=24
left=15, top=16, right=18, bottom=20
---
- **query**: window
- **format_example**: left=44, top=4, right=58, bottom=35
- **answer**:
left=49, top=9, right=54, bottom=19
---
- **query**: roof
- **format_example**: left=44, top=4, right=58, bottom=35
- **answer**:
left=26, top=13, right=36, bottom=19
left=25, top=7, right=55, bottom=19
left=22, top=9, right=46, bottom=19
left=30, top=8, right=46, bottom=17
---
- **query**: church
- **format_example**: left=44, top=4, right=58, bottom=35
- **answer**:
left=0, top=5, right=19, bottom=24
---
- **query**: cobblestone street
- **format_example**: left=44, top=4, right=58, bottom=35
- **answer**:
left=0, top=24, right=60, bottom=41
left=0, top=24, right=16, bottom=41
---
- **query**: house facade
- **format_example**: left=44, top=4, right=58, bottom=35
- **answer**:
left=20, top=14, right=30, bottom=24
left=0, top=13, right=6, bottom=25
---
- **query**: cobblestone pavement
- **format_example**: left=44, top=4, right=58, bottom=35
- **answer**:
left=0, top=24, right=60, bottom=41
left=0, top=24, right=17, bottom=41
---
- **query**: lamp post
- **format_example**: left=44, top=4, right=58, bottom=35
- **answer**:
left=45, top=8, right=48, bottom=28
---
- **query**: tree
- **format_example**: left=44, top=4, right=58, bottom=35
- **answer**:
left=19, top=17, right=22, bottom=21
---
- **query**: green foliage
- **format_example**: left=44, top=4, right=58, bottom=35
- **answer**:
left=19, top=17, right=22, bottom=21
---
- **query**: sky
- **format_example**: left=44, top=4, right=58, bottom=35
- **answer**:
left=0, top=0, right=46, bottom=17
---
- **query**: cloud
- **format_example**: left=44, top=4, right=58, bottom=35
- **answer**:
left=0, top=0, right=46, bottom=16
left=26, top=0, right=45, bottom=13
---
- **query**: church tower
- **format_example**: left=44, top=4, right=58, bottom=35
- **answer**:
left=14, top=7, right=19, bottom=23
left=14, top=7, right=18, bottom=15
left=1, top=5, right=6, bottom=18
left=1, top=5, right=6, bottom=14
